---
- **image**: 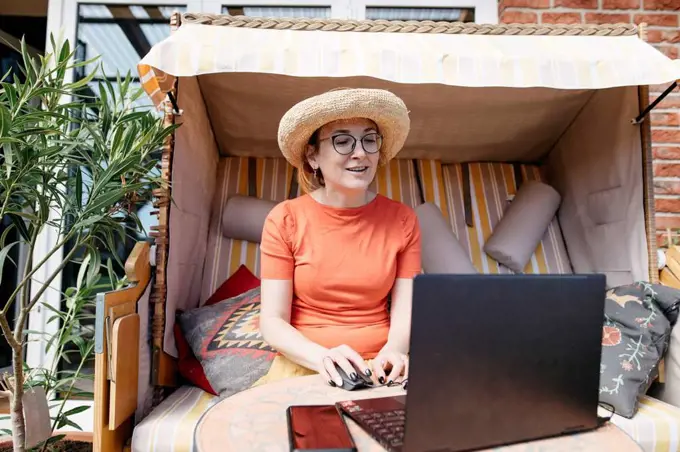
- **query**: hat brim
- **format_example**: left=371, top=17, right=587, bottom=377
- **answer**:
left=278, top=88, right=410, bottom=170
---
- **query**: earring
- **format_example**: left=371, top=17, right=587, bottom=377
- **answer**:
left=313, top=167, right=318, bottom=179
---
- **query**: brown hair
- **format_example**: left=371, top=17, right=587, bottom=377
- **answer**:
left=297, top=130, right=324, bottom=194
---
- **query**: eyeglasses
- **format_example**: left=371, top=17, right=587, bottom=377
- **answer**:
left=320, top=132, right=383, bottom=155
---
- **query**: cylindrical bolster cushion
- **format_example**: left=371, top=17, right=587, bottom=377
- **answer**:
left=483, top=180, right=561, bottom=273
left=222, top=195, right=278, bottom=243
left=415, top=202, right=477, bottom=274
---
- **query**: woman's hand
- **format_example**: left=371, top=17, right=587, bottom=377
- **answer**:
left=372, top=349, right=409, bottom=385
left=316, top=344, right=372, bottom=387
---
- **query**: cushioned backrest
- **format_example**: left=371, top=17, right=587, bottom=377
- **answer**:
left=441, top=162, right=572, bottom=275
left=370, top=159, right=449, bottom=216
left=201, top=157, right=449, bottom=304
left=201, top=157, right=297, bottom=303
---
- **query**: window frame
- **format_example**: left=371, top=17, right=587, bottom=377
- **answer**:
left=352, top=0, right=497, bottom=24
left=212, top=0, right=498, bottom=23
left=205, top=0, right=341, bottom=17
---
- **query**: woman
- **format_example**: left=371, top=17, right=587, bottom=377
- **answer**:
left=258, top=88, right=421, bottom=389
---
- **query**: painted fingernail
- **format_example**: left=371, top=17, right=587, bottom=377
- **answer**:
left=329, top=380, right=336, bottom=387
left=379, top=376, right=385, bottom=384
left=350, top=372, right=358, bottom=381
left=387, top=379, right=393, bottom=386
left=364, top=369, right=372, bottom=376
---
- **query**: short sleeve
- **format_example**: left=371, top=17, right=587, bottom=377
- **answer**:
left=396, top=207, right=422, bottom=278
left=260, top=202, right=295, bottom=280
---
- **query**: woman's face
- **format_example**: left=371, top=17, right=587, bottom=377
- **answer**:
left=307, top=118, right=382, bottom=193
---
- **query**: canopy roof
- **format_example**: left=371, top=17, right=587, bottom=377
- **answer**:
left=137, top=14, right=680, bottom=108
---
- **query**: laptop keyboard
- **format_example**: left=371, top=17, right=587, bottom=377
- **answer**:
left=353, top=408, right=406, bottom=448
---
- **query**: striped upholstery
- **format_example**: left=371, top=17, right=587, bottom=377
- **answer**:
left=164, top=157, right=680, bottom=452
left=131, top=385, right=218, bottom=452
left=610, top=396, right=680, bottom=452
left=200, top=157, right=298, bottom=302
left=369, top=159, right=449, bottom=217
left=438, top=162, right=680, bottom=450
left=441, top=162, right=572, bottom=275
left=202, top=157, right=447, bottom=302
left=138, top=22, right=680, bottom=109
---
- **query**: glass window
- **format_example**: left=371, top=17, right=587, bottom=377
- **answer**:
left=222, top=5, right=331, bottom=18
left=365, top=7, right=474, bottom=22
left=73, top=3, right=184, bottom=249
left=76, top=5, right=185, bottom=110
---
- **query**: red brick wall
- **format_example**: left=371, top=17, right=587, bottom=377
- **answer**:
left=498, top=1, right=680, bottom=247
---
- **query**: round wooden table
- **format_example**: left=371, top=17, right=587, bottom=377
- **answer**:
left=194, top=375, right=642, bottom=452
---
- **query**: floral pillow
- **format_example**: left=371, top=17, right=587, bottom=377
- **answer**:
left=177, top=286, right=277, bottom=397
left=599, top=281, right=680, bottom=418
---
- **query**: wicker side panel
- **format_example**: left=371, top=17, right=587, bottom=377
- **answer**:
left=639, top=83, right=659, bottom=283
left=637, top=24, right=658, bottom=284
left=149, top=12, right=182, bottom=403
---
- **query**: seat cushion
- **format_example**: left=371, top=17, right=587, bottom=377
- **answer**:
left=131, top=385, right=217, bottom=452
left=610, top=395, right=680, bottom=452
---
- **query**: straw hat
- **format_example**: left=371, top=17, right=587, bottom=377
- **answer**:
left=277, top=88, right=411, bottom=170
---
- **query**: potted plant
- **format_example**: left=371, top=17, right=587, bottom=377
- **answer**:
left=0, top=36, right=176, bottom=451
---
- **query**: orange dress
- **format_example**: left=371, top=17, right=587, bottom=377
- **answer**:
left=260, top=193, right=422, bottom=359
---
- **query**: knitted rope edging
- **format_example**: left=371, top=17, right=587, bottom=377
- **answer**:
left=181, top=13, right=639, bottom=36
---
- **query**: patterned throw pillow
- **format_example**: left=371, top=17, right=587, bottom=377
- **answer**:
left=174, top=265, right=261, bottom=395
left=178, top=286, right=277, bottom=397
left=599, top=282, right=680, bottom=418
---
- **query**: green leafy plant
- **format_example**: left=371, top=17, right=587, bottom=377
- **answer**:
left=0, top=35, right=175, bottom=451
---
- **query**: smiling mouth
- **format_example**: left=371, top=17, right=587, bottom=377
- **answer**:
left=347, top=166, right=368, bottom=173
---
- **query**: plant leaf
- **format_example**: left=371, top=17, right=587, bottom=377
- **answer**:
left=63, top=405, right=90, bottom=416
left=76, top=252, right=91, bottom=291
left=0, top=242, right=19, bottom=286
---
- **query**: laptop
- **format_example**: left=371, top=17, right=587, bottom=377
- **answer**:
left=336, top=273, right=606, bottom=452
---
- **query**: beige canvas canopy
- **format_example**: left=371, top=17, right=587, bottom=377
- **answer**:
left=139, top=17, right=680, bottom=96
left=137, top=17, right=680, bottom=161
left=134, top=15, right=680, bottom=359
left=132, top=15, right=680, bottom=360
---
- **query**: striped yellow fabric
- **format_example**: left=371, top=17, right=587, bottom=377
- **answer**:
left=138, top=65, right=169, bottom=108
left=441, top=162, right=572, bottom=275
left=131, top=385, right=218, bottom=452
left=201, top=157, right=297, bottom=302
left=137, top=24, right=680, bottom=109
left=609, top=396, right=680, bottom=452
left=370, top=159, right=448, bottom=218
left=201, top=157, right=446, bottom=302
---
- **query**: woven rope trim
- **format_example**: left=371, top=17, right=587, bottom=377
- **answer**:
left=181, top=13, right=638, bottom=36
